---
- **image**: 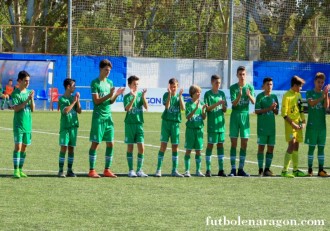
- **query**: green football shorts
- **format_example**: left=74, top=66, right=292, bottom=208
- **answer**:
left=160, top=120, right=180, bottom=145
left=125, top=123, right=144, bottom=144
left=59, top=127, right=78, bottom=147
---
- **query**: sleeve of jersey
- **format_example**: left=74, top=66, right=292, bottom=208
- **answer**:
left=90, top=81, right=98, bottom=94
left=223, top=92, right=228, bottom=106
left=203, top=92, right=209, bottom=105
left=230, top=85, right=236, bottom=102
left=250, top=84, right=255, bottom=97
left=11, top=92, right=19, bottom=106
left=59, top=97, right=65, bottom=114
left=255, top=94, right=261, bottom=110
left=281, top=94, right=288, bottom=117
left=162, top=92, right=168, bottom=106
left=185, top=102, right=191, bottom=118
left=123, top=94, right=129, bottom=108
left=299, top=94, right=306, bottom=121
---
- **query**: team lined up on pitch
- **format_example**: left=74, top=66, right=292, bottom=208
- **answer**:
left=8, top=60, right=329, bottom=178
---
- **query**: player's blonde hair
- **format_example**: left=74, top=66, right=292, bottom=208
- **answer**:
left=315, top=72, right=326, bottom=81
left=189, top=84, right=201, bottom=97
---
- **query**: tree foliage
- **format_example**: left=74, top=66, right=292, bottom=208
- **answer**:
left=0, top=0, right=329, bottom=61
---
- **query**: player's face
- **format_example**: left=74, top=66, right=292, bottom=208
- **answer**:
left=314, top=78, right=324, bottom=92
left=129, top=80, right=139, bottom=91
left=211, top=79, right=221, bottom=90
left=193, top=90, right=201, bottom=100
left=169, top=83, right=178, bottom=94
left=100, top=66, right=111, bottom=78
left=69, top=82, right=76, bottom=93
left=8, top=80, right=13, bottom=86
left=292, top=84, right=302, bottom=93
left=20, top=77, right=30, bottom=88
left=263, top=81, right=273, bottom=93
left=237, top=70, right=246, bottom=83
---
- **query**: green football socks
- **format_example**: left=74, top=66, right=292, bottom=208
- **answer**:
left=68, top=152, right=74, bottom=170
left=184, top=155, right=191, bottom=171
left=217, top=147, right=224, bottom=171
left=157, top=151, right=164, bottom=170
left=137, top=153, right=144, bottom=171
left=238, top=148, right=246, bottom=169
left=195, top=154, right=202, bottom=172
left=172, top=152, right=178, bottom=172
left=230, top=147, right=236, bottom=169
left=257, top=152, right=264, bottom=169
left=205, top=148, right=212, bottom=171
left=59, top=151, right=66, bottom=171
left=265, top=152, right=273, bottom=169
left=105, top=147, right=113, bottom=169
left=318, top=145, right=325, bottom=170
left=126, top=152, right=133, bottom=171
left=89, top=149, right=97, bottom=170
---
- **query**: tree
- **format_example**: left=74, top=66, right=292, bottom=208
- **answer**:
left=0, top=0, right=68, bottom=53
left=240, top=0, right=329, bottom=61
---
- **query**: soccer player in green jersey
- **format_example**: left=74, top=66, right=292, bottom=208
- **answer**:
left=184, top=84, right=207, bottom=177
left=11, top=71, right=35, bottom=178
left=155, top=78, right=185, bottom=177
left=255, top=77, right=279, bottom=177
left=88, top=59, right=125, bottom=178
left=124, top=75, right=149, bottom=177
left=0, top=83, right=6, bottom=110
left=305, top=72, right=329, bottom=177
left=204, top=75, right=227, bottom=177
left=229, top=66, right=255, bottom=177
left=281, top=75, right=307, bottom=178
left=57, top=78, right=82, bottom=178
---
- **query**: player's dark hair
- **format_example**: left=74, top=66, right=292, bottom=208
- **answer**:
left=99, top=59, right=112, bottom=69
left=63, top=78, right=76, bottom=89
left=8, top=79, right=13, bottom=82
left=237, top=66, right=246, bottom=74
left=291, top=75, right=305, bottom=87
left=128, top=75, right=139, bottom=85
left=17, top=70, right=30, bottom=81
left=169, top=78, right=178, bottom=85
left=263, top=77, right=273, bottom=85
left=211, top=75, right=221, bottom=82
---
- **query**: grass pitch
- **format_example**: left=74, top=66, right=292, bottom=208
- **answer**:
left=0, top=110, right=329, bottom=230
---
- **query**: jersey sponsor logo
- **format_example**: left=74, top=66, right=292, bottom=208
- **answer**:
left=238, top=98, right=250, bottom=106
left=168, top=106, right=180, bottom=113
left=129, top=107, right=143, bottom=114
left=311, top=102, right=323, bottom=110
left=189, top=114, right=203, bottom=122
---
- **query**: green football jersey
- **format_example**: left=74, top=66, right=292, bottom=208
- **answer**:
left=124, top=91, right=144, bottom=124
left=0, top=83, right=3, bottom=96
left=161, top=92, right=182, bottom=122
left=185, top=101, right=204, bottom=129
left=59, top=95, right=79, bottom=131
left=255, top=92, right=279, bottom=136
left=204, top=89, right=227, bottom=133
left=306, top=90, right=326, bottom=129
left=12, top=88, right=32, bottom=133
left=90, top=78, right=113, bottom=120
left=230, top=83, right=254, bottom=112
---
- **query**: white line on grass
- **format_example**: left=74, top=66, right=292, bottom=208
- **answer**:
left=1, top=126, right=286, bottom=170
